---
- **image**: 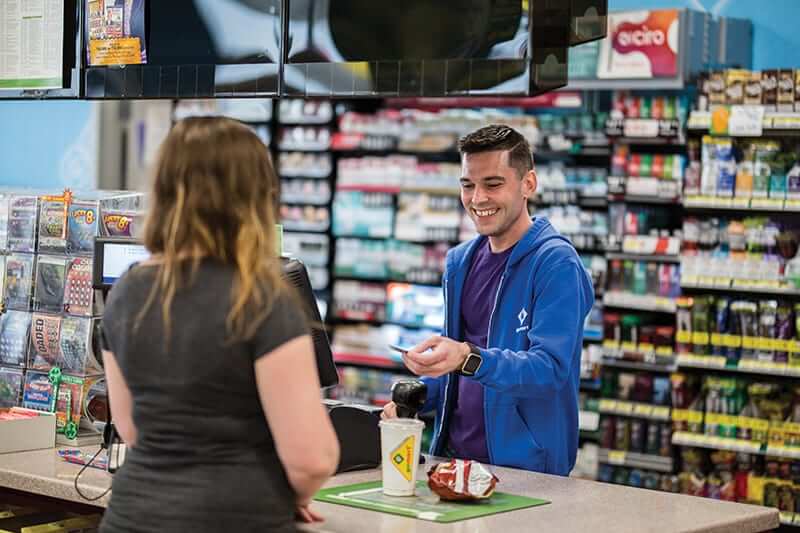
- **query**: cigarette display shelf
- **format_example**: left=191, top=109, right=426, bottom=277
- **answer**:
left=597, top=448, right=674, bottom=473
left=334, top=274, right=443, bottom=288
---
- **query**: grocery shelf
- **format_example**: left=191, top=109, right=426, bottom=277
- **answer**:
left=606, top=252, right=681, bottom=264
left=598, top=399, right=671, bottom=421
left=683, top=197, right=800, bottom=214
left=676, top=354, right=800, bottom=379
left=597, top=449, right=674, bottom=473
left=671, top=431, right=765, bottom=455
left=602, top=292, right=678, bottom=313
left=600, top=357, right=677, bottom=373
left=680, top=282, right=800, bottom=299
left=619, top=195, right=682, bottom=206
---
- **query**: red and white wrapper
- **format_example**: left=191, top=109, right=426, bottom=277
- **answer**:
left=427, top=459, right=499, bottom=501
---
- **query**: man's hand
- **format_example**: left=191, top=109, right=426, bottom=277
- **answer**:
left=295, top=502, right=324, bottom=523
left=402, top=336, right=471, bottom=378
left=381, top=401, right=398, bottom=420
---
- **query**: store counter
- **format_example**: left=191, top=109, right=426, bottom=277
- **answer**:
left=0, top=447, right=780, bottom=532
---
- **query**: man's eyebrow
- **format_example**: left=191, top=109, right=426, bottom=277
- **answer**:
left=459, top=175, right=506, bottom=182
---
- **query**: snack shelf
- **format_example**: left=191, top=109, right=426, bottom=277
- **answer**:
left=602, top=292, right=678, bottom=313
left=597, top=449, right=674, bottom=473
left=676, top=355, right=800, bottom=379
left=671, top=431, right=765, bottom=455
left=598, top=399, right=671, bottom=421
left=600, top=356, right=677, bottom=373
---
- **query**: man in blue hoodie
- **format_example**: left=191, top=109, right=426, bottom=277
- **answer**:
left=382, top=124, right=594, bottom=475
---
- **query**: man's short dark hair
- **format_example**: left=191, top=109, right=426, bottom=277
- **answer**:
left=458, top=124, right=533, bottom=178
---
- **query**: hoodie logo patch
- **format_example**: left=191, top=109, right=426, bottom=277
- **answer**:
left=516, top=308, right=529, bottom=333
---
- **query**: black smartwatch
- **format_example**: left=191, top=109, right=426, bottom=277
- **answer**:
left=459, top=342, right=483, bottom=377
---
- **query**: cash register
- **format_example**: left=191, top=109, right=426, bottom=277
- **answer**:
left=92, top=237, right=383, bottom=473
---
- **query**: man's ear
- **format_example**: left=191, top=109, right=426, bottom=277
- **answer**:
left=523, top=169, right=537, bottom=198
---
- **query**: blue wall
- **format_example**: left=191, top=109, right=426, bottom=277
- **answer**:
left=609, top=0, right=800, bottom=70
left=0, top=100, right=98, bottom=190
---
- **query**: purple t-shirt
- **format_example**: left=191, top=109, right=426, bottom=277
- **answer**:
left=447, top=239, right=514, bottom=463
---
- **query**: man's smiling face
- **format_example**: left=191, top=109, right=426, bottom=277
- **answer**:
left=460, top=150, right=533, bottom=239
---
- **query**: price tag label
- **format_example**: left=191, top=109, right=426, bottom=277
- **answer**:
left=623, top=119, right=660, bottom=138
left=621, top=342, right=638, bottom=353
left=713, top=277, right=731, bottom=288
left=756, top=337, right=773, bottom=351
left=607, top=450, right=627, bottom=465
left=728, top=105, right=765, bottom=136
left=652, top=406, right=671, bottom=420
left=788, top=341, right=800, bottom=354
left=724, top=335, right=742, bottom=348
left=633, top=403, right=654, bottom=417
left=710, top=333, right=724, bottom=347
left=616, top=401, right=634, bottom=415
left=656, top=346, right=673, bottom=357
left=785, top=199, right=800, bottom=211
left=692, top=332, right=710, bottom=345
left=676, top=331, right=692, bottom=344
left=731, top=197, right=751, bottom=208
left=743, top=336, right=759, bottom=349
left=603, top=340, right=620, bottom=350
left=599, top=399, right=617, bottom=413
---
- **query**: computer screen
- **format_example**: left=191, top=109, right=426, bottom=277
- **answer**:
left=93, top=238, right=151, bottom=289
left=281, top=257, right=339, bottom=388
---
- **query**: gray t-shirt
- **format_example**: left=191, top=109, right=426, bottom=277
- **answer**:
left=100, top=260, right=308, bottom=533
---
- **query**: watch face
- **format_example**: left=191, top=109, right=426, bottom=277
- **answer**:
left=463, top=354, right=482, bottom=374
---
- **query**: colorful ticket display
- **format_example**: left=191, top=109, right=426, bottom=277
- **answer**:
left=0, top=311, right=32, bottom=368
left=28, top=314, right=99, bottom=376
left=22, top=371, right=56, bottom=413
left=0, top=367, right=23, bottom=407
left=86, top=0, right=147, bottom=66
left=34, top=255, right=68, bottom=313
left=8, top=196, right=38, bottom=253
left=38, top=199, right=69, bottom=253
left=64, top=257, right=95, bottom=316
left=102, top=210, right=140, bottom=237
left=4, top=254, right=35, bottom=311
left=67, top=201, right=100, bottom=255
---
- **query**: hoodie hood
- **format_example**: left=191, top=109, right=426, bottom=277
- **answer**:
left=449, top=217, right=571, bottom=273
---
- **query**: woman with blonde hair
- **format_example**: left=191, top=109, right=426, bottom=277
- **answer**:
left=100, top=116, right=339, bottom=532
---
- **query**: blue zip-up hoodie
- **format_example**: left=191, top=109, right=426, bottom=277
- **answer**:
left=421, top=217, right=594, bottom=475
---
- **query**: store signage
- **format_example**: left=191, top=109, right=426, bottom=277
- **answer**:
left=598, top=10, right=680, bottom=79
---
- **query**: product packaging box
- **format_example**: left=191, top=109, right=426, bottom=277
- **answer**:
left=724, top=69, right=748, bottom=105
left=0, top=408, right=55, bottom=454
left=778, top=69, right=795, bottom=112
left=744, top=72, right=762, bottom=106
left=708, top=71, right=726, bottom=105
left=795, top=70, right=800, bottom=112
left=762, top=70, right=778, bottom=111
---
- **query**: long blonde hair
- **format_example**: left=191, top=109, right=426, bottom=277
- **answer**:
left=141, top=116, right=286, bottom=342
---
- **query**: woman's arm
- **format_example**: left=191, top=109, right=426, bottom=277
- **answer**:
left=102, top=350, right=138, bottom=447
left=255, top=335, right=340, bottom=503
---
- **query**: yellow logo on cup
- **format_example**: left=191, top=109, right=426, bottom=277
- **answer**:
left=390, top=435, right=415, bottom=481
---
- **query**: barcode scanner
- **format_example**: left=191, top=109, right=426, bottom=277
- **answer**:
left=391, top=380, right=427, bottom=419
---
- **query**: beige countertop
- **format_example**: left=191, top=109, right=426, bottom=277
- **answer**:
left=0, top=448, right=780, bottom=532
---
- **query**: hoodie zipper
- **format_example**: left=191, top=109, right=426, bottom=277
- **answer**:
left=435, top=277, right=451, bottom=452
left=483, top=272, right=506, bottom=462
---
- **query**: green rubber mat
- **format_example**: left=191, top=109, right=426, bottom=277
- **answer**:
left=314, top=480, right=549, bottom=523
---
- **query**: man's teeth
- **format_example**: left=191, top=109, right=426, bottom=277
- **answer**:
left=474, top=208, right=498, bottom=217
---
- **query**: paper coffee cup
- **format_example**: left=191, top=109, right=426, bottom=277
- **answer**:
left=379, top=418, right=425, bottom=496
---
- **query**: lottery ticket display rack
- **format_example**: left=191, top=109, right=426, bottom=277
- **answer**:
left=0, top=189, right=144, bottom=446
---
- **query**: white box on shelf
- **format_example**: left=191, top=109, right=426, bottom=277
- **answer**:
left=0, top=407, right=56, bottom=454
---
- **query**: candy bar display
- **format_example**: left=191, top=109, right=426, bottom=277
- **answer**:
left=674, top=295, right=800, bottom=369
